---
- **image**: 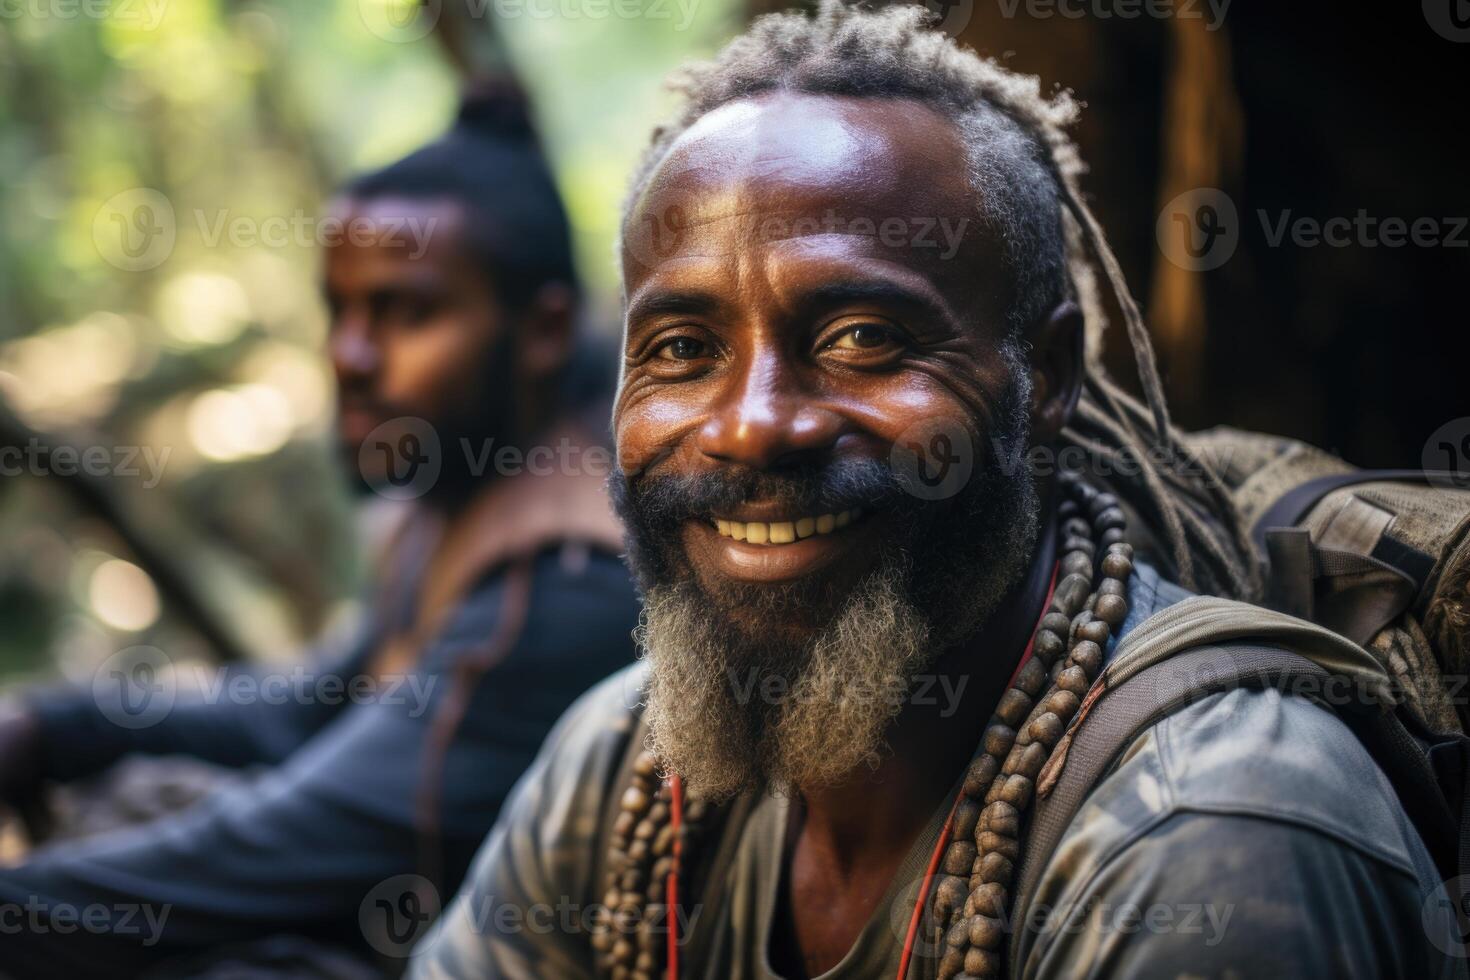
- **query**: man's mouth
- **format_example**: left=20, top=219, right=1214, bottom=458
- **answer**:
left=710, top=509, right=863, bottom=545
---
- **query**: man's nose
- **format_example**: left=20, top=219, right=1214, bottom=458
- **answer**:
left=329, top=318, right=380, bottom=384
left=694, top=355, right=844, bottom=470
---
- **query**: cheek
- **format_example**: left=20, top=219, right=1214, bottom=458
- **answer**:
left=380, top=320, right=495, bottom=413
left=614, top=377, right=714, bottom=474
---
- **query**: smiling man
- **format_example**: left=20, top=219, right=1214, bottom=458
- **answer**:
left=412, top=5, right=1462, bottom=979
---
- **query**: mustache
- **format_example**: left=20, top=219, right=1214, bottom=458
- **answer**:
left=617, top=456, right=911, bottom=529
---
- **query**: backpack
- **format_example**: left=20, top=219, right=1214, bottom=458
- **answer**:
left=1008, top=427, right=1470, bottom=976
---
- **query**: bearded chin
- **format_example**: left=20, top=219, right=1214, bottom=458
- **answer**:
left=637, top=561, right=933, bottom=802
left=631, top=466, right=1039, bottom=803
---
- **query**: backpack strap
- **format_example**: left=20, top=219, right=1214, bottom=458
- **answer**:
left=1251, top=468, right=1459, bottom=589
left=1008, top=595, right=1463, bottom=978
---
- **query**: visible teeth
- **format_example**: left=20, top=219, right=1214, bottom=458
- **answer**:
left=714, top=510, right=861, bottom=545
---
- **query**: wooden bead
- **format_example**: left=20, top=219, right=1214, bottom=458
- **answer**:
left=1042, top=689, right=1081, bottom=720
left=983, top=723, right=1015, bottom=758
left=996, top=774, right=1033, bottom=809
left=1107, top=541, right=1135, bottom=560
left=943, top=840, right=978, bottom=877
left=620, top=867, right=646, bottom=891
left=1040, top=611, right=1072, bottom=637
left=965, top=946, right=1001, bottom=975
left=1056, top=665, right=1090, bottom=695
left=995, top=688, right=1033, bottom=727
left=978, top=829, right=1020, bottom=861
left=938, top=945, right=967, bottom=980
left=965, top=880, right=1007, bottom=917
left=1062, top=517, right=1091, bottom=540
left=1093, top=506, right=1126, bottom=531
left=1095, top=593, right=1128, bottom=627
left=1074, top=618, right=1110, bottom=647
left=976, top=850, right=1015, bottom=885
left=613, top=811, right=636, bottom=839
left=963, top=753, right=999, bottom=798
left=1100, top=526, right=1126, bottom=548
left=1061, top=535, right=1096, bottom=559
left=1069, top=639, right=1103, bottom=675
left=1014, top=656, right=1049, bottom=696
left=1101, top=552, right=1133, bottom=579
left=980, top=800, right=1019, bottom=836
left=1057, top=499, right=1079, bottom=519
left=620, top=785, right=651, bottom=815
left=1032, top=629, right=1065, bottom=664
left=685, top=800, right=708, bottom=822
left=1009, top=740, right=1048, bottom=780
left=627, top=839, right=649, bottom=863
left=968, top=912, right=1005, bottom=949
left=1098, top=577, right=1127, bottom=598
left=946, top=916, right=972, bottom=949
left=1051, top=573, right=1091, bottom=616
left=634, top=819, right=656, bottom=841
left=933, top=873, right=969, bottom=921
left=1059, top=551, right=1092, bottom=579
left=1087, top=491, right=1119, bottom=518
left=652, top=824, right=674, bottom=857
left=1028, top=712, right=1064, bottom=746
left=953, top=798, right=982, bottom=842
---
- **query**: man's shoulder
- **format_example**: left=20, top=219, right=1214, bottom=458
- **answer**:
left=1018, top=685, right=1457, bottom=977
left=1111, top=686, right=1423, bottom=873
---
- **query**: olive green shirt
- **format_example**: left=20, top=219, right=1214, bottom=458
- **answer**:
left=411, top=568, right=1465, bottom=979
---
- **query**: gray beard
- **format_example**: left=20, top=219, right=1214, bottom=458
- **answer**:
left=636, top=479, right=1037, bottom=802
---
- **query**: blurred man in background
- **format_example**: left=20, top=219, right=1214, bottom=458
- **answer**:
left=0, top=83, right=637, bottom=977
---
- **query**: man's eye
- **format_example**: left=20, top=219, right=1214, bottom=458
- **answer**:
left=655, top=337, right=709, bottom=361
left=831, top=324, right=894, bottom=350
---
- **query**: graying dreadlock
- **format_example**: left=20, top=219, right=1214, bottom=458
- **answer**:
left=619, top=0, right=1261, bottom=601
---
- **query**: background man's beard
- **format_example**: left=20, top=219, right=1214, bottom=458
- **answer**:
left=616, top=368, right=1040, bottom=800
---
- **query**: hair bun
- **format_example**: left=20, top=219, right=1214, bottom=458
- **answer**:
left=456, top=77, right=537, bottom=142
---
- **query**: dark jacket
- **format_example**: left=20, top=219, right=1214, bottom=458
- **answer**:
left=0, top=472, right=638, bottom=978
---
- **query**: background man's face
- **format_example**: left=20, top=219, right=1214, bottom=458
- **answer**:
left=323, top=196, right=513, bottom=488
left=612, top=93, right=1042, bottom=796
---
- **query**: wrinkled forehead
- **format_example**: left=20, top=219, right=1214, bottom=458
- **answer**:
left=621, top=93, right=1005, bottom=306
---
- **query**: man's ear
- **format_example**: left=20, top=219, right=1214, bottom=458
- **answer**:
left=1026, top=300, right=1084, bottom=444
left=514, top=282, right=577, bottom=381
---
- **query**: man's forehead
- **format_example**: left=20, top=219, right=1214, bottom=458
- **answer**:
left=629, top=93, right=977, bottom=241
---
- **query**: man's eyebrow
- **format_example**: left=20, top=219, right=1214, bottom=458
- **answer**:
left=625, top=288, right=723, bottom=323
left=794, top=279, right=956, bottom=324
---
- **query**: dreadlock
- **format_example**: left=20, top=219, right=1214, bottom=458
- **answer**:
left=619, top=0, right=1261, bottom=600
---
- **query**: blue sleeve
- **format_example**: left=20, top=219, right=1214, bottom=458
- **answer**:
left=0, top=550, right=638, bottom=977
left=23, top=625, right=376, bottom=780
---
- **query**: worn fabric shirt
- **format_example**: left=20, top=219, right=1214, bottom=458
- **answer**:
left=410, top=563, right=1466, bottom=979
left=0, top=546, right=640, bottom=978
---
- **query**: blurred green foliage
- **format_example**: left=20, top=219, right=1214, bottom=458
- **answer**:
left=0, top=0, right=737, bottom=682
